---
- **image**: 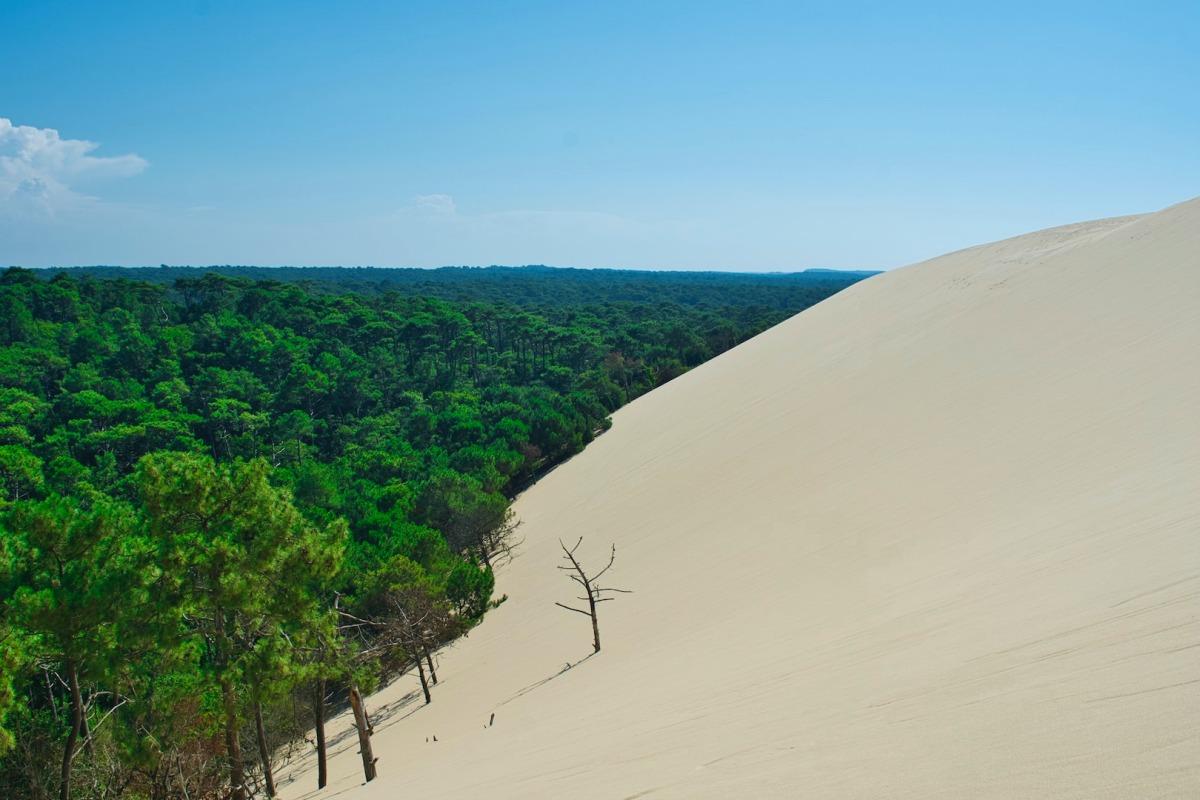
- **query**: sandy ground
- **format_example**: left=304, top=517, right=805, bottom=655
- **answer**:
left=277, top=198, right=1200, bottom=799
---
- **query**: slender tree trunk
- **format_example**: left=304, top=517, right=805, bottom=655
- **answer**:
left=424, top=647, right=438, bottom=685
left=347, top=685, right=377, bottom=783
left=253, top=701, right=276, bottom=797
left=220, top=675, right=247, bottom=800
left=313, top=681, right=328, bottom=789
left=59, top=659, right=83, bottom=800
left=214, top=609, right=246, bottom=800
left=587, top=591, right=600, bottom=653
left=414, top=651, right=431, bottom=704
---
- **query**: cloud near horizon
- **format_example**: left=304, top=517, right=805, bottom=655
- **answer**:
left=412, top=193, right=457, bottom=215
left=0, top=117, right=148, bottom=216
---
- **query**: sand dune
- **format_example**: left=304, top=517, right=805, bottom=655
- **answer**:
left=279, top=198, right=1200, bottom=799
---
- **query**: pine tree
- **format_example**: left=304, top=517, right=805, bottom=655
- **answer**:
left=1, top=494, right=147, bottom=800
left=137, top=453, right=344, bottom=800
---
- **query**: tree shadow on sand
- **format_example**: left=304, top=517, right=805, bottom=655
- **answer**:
left=495, top=651, right=598, bottom=709
left=277, top=653, right=597, bottom=797
left=275, top=684, right=430, bottom=794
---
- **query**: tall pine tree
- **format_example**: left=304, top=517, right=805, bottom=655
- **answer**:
left=138, top=453, right=344, bottom=800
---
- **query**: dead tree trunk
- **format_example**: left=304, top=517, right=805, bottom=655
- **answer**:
left=312, top=680, right=328, bottom=789
left=587, top=589, right=601, bottom=653
left=79, top=693, right=94, bottom=759
left=348, top=685, right=377, bottom=783
left=59, top=660, right=83, bottom=800
left=253, top=701, right=276, bottom=797
left=555, top=538, right=630, bottom=654
left=362, top=699, right=374, bottom=735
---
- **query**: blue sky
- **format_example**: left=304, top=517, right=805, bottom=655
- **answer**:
left=1, top=1, right=1197, bottom=270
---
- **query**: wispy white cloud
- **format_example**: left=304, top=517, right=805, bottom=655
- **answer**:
left=0, top=117, right=148, bottom=217
left=411, top=193, right=456, bottom=214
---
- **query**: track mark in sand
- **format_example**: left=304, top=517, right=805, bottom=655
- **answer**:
left=700, top=747, right=759, bottom=767
left=700, top=744, right=799, bottom=769
left=966, top=591, right=1200, bottom=664
left=1086, top=678, right=1200, bottom=704
left=1110, top=574, right=1199, bottom=608
left=622, top=789, right=662, bottom=799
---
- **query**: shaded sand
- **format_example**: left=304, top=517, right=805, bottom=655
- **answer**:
left=278, top=199, right=1200, bottom=798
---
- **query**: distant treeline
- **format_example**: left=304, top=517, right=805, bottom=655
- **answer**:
left=0, top=265, right=869, bottom=800
left=37, top=264, right=876, bottom=306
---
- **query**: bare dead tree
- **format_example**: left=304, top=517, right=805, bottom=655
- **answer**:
left=555, top=538, right=631, bottom=653
left=332, top=595, right=378, bottom=785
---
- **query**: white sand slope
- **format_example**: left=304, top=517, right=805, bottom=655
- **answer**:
left=279, top=198, right=1200, bottom=799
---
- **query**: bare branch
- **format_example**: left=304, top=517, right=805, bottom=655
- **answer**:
left=592, top=544, right=618, bottom=581
left=73, top=698, right=128, bottom=759
left=554, top=602, right=593, bottom=617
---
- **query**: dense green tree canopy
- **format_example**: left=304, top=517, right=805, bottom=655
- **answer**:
left=0, top=265, right=865, bottom=799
